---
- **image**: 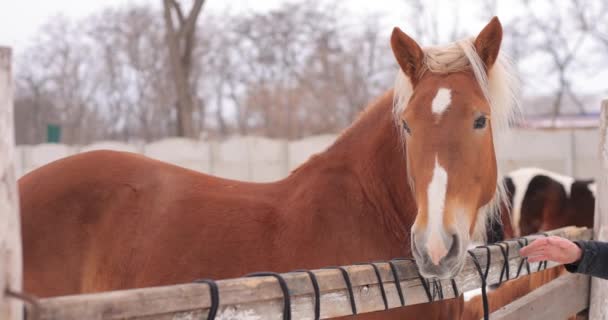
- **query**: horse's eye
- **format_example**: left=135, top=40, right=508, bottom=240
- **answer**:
left=474, top=115, right=487, bottom=129
left=402, top=120, right=411, bottom=134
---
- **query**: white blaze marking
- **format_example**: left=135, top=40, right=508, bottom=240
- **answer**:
left=431, top=88, right=452, bottom=116
left=426, top=156, right=449, bottom=265
left=508, top=167, right=574, bottom=237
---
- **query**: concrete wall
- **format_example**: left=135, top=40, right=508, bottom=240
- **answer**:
left=497, top=128, right=598, bottom=179
left=16, top=128, right=600, bottom=181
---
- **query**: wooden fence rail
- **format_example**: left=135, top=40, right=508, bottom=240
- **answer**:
left=490, top=273, right=590, bottom=320
left=35, top=226, right=591, bottom=320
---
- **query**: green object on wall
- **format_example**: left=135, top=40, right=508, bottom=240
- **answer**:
left=47, top=124, right=61, bottom=143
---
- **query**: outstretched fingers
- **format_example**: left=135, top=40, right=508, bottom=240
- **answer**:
left=519, top=237, right=549, bottom=256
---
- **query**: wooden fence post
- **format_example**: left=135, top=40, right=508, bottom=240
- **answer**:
left=590, top=99, right=608, bottom=319
left=0, top=47, right=22, bottom=320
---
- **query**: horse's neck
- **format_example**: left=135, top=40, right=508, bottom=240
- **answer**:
left=287, top=90, right=416, bottom=243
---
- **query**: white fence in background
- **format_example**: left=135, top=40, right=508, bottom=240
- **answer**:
left=16, top=128, right=599, bottom=181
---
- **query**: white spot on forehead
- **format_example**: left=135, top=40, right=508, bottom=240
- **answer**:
left=431, top=88, right=452, bottom=115
left=426, top=156, right=449, bottom=265
left=507, top=167, right=575, bottom=237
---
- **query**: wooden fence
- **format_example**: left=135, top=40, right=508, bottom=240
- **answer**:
left=589, top=99, right=608, bottom=319
left=1, top=46, right=607, bottom=319
left=31, top=227, right=592, bottom=320
left=0, top=46, right=23, bottom=320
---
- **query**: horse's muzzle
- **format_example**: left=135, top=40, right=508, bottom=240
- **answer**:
left=412, top=232, right=464, bottom=279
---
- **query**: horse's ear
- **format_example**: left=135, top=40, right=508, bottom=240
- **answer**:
left=474, top=16, right=503, bottom=70
left=391, top=27, right=424, bottom=83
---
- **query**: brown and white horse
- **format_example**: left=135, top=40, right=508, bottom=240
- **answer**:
left=505, top=167, right=595, bottom=237
left=465, top=167, right=596, bottom=319
left=19, top=17, right=519, bottom=319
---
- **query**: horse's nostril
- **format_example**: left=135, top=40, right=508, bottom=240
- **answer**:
left=446, top=234, right=460, bottom=259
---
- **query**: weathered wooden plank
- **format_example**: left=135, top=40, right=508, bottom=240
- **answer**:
left=489, top=273, right=590, bottom=320
left=0, top=46, right=23, bottom=320
left=35, top=226, right=591, bottom=320
left=590, top=98, right=608, bottom=320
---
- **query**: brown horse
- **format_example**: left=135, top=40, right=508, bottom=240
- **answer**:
left=20, top=17, right=519, bottom=319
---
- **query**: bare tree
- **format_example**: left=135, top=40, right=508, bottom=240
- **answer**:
left=403, top=0, right=464, bottom=45
left=515, top=0, right=590, bottom=116
left=225, top=2, right=391, bottom=139
left=189, top=13, right=233, bottom=138
left=570, top=0, right=608, bottom=47
left=14, top=79, right=53, bottom=144
left=162, top=0, right=206, bottom=138
left=15, top=1, right=393, bottom=142
left=15, top=17, right=104, bottom=144
left=89, top=6, right=174, bottom=141
left=17, top=0, right=608, bottom=144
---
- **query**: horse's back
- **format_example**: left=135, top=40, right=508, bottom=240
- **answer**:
left=20, top=150, right=288, bottom=296
left=20, top=150, right=165, bottom=296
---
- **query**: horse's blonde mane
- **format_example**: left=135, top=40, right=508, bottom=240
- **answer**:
left=393, top=37, right=521, bottom=242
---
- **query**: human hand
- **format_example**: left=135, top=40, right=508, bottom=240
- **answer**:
left=519, top=236, right=582, bottom=264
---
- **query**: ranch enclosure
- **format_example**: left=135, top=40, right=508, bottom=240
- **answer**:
left=3, top=0, right=608, bottom=316
left=3, top=36, right=608, bottom=318
left=15, top=127, right=599, bottom=181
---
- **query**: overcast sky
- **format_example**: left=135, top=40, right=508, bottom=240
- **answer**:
left=0, top=0, right=346, bottom=50
left=1, top=0, right=606, bottom=106
left=0, top=0, right=505, bottom=51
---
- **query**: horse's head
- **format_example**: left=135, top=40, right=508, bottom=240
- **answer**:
left=391, top=17, right=518, bottom=279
